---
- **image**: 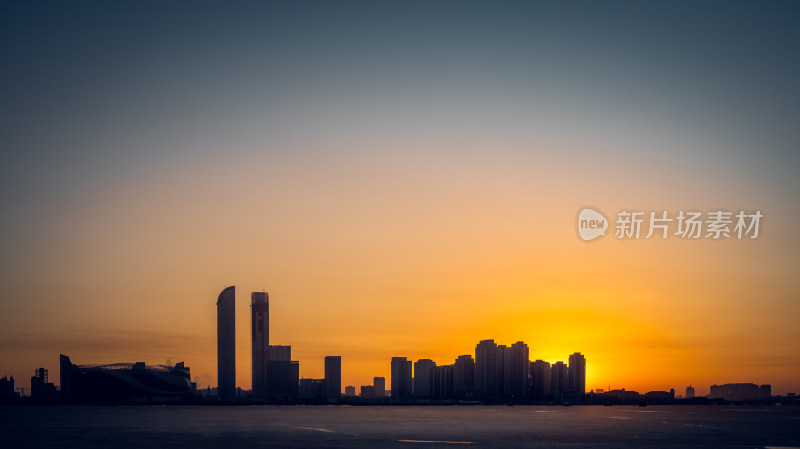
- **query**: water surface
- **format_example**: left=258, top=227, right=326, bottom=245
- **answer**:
left=2, top=405, right=799, bottom=448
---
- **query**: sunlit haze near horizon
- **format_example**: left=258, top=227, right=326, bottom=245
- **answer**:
left=1, top=1, right=799, bottom=396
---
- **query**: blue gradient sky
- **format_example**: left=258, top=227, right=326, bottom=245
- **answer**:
left=1, top=1, right=799, bottom=393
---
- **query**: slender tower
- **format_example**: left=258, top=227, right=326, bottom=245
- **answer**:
left=251, top=291, right=269, bottom=398
left=217, top=286, right=236, bottom=401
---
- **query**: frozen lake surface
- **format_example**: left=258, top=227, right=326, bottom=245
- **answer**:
left=2, top=405, right=799, bottom=448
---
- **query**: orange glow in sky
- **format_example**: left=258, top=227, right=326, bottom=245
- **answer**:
left=2, top=0, right=799, bottom=401
left=2, top=140, right=797, bottom=396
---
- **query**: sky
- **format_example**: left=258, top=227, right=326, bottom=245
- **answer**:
left=1, top=1, right=799, bottom=396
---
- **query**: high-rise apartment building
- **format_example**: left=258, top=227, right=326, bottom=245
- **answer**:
left=551, top=361, right=567, bottom=401
left=414, top=359, right=436, bottom=398
left=391, top=357, right=413, bottom=400
left=568, top=352, right=586, bottom=394
left=453, top=355, right=475, bottom=399
left=504, top=341, right=529, bottom=400
left=530, top=360, right=551, bottom=400
left=475, top=340, right=500, bottom=395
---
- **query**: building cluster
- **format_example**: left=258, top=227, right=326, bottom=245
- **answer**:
left=216, top=286, right=341, bottom=402
left=362, top=342, right=586, bottom=403
left=216, top=286, right=586, bottom=403
left=598, top=388, right=676, bottom=404
left=709, top=383, right=772, bottom=402
left=589, top=383, right=774, bottom=405
left=0, top=286, right=787, bottom=405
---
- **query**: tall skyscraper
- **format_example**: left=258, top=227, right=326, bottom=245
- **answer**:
left=324, top=356, right=342, bottom=401
left=413, top=359, right=436, bottom=398
left=503, top=341, right=529, bottom=400
left=475, top=340, right=500, bottom=396
left=568, top=352, right=586, bottom=394
left=453, top=355, right=475, bottom=399
left=217, top=286, right=236, bottom=402
left=373, top=376, right=386, bottom=398
left=685, top=385, right=695, bottom=399
left=530, top=360, right=551, bottom=400
left=391, top=357, right=412, bottom=400
left=551, top=361, right=567, bottom=401
left=251, top=292, right=269, bottom=398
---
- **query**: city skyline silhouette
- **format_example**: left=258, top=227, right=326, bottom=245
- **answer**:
left=1, top=0, right=799, bottom=403
left=0, top=284, right=790, bottom=404
left=2, top=1, right=799, bottom=448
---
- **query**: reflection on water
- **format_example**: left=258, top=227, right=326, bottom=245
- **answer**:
left=294, top=426, right=336, bottom=433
